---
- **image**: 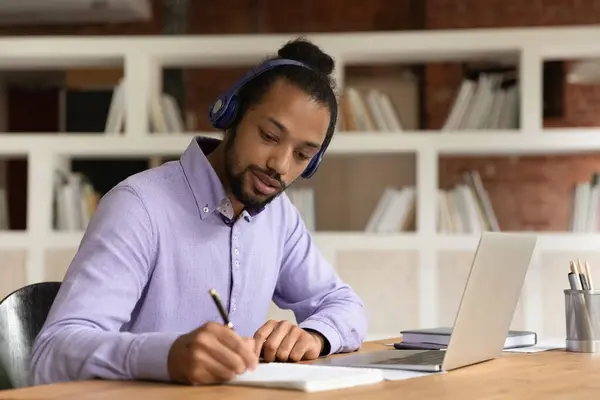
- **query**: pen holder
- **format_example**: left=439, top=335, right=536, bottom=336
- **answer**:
left=564, top=289, right=600, bottom=353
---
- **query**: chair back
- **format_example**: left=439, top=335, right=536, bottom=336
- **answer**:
left=0, top=282, right=61, bottom=389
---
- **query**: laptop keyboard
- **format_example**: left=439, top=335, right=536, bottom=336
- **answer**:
left=371, top=350, right=445, bottom=366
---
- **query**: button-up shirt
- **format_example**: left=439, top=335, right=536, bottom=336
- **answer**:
left=30, top=136, right=367, bottom=385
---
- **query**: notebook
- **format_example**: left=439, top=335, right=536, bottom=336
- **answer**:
left=400, top=327, right=537, bottom=349
left=226, top=363, right=384, bottom=392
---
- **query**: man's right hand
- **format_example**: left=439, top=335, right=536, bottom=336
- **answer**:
left=167, top=322, right=258, bottom=385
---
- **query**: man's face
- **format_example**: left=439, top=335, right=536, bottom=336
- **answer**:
left=224, top=79, right=330, bottom=210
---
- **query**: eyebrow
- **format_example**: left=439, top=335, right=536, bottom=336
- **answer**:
left=267, top=116, right=321, bottom=149
left=268, top=117, right=288, bottom=133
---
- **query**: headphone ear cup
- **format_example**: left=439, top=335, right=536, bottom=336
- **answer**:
left=209, top=97, right=226, bottom=129
left=213, top=97, right=239, bottom=131
left=224, top=100, right=239, bottom=129
left=301, top=150, right=323, bottom=179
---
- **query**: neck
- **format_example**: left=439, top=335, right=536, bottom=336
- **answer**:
left=206, top=141, right=245, bottom=216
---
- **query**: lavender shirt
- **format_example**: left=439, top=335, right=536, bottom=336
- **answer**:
left=30, top=136, right=367, bottom=385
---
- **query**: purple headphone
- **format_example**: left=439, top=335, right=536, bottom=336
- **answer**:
left=208, top=58, right=336, bottom=179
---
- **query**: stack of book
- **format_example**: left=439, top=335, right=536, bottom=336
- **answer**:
left=396, top=327, right=537, bottom=350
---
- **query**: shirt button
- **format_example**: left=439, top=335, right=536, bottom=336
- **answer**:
left=203, top=207, right=209, bottom=213
left=234, top=249, right=239, bottom=255
left=235, top=261, right=240, bottom=267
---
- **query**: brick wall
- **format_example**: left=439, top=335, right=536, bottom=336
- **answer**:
left=428, top=0, right=600, bottom=231
left=0, top=0, right=163, bottom=35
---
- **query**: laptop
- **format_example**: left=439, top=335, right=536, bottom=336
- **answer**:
left=314, top=231, right=538, bottom=373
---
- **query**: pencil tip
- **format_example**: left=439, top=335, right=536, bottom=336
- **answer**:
left=209, top=288, right=216, bottom=295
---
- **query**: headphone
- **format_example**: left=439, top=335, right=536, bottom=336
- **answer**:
left=208, top=58, right=337, bottom=179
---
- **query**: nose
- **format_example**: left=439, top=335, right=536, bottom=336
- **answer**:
left=266, top=145, right=292, bottom=177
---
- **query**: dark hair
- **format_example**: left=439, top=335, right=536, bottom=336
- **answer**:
left=231, top=37, right=338, bottom=142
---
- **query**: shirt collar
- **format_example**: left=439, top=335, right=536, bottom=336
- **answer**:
left=179, top=136, right=264, bottom=223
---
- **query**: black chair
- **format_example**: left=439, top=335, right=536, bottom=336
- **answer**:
left=0, top=282, right=61, bottom=390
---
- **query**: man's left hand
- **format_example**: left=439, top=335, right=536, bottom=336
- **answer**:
left=253, top=320, right=325, bottom=362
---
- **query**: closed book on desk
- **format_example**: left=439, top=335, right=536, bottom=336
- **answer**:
left=227, top=363, right=384, bottom=392
left=400, top=327, right=537, bottom=349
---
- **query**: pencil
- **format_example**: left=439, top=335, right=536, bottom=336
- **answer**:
left=570, top=261, right=583, bottom=290
left=577, top=259, right=590, bottom=290
left=585, top=260, right=595, bottom=290
left=209, top=288, right=233, bottom=329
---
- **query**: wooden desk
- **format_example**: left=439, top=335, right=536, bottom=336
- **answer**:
left=3, top=338, right=600, bottom=399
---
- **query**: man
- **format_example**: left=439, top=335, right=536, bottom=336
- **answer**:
left=30, top=37, right=368, bottom=386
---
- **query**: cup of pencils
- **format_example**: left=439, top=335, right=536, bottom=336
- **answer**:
left=564, top=259, right=600, bottom=353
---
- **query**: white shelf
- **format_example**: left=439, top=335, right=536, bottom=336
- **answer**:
left=44, top=232, right=85, bottom=248
left=434, top=232, right=600, bottom=252
left=3, top=129, right=600, bottom=157
left=0, top=25, right=596, bottom=66
left=0, top=231, right=30, bottom=249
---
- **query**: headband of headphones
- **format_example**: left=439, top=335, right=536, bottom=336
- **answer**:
left=208, top=58, right=337, bottom=179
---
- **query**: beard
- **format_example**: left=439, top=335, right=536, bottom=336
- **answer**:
left=224, top=135, right=287, bottom=212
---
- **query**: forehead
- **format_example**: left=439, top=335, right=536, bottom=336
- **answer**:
left=252, top=79, right=331, bottom=144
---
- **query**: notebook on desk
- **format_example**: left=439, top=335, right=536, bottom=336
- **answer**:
left=226, top=363, right=384, bottom=392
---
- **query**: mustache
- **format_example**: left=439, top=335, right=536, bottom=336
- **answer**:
left=248, top=166, right=286, bottom=190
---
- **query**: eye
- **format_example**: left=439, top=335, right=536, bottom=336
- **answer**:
left=259, top=128, right=278, bottom=143
left=295, top=151, right=311, bottom=161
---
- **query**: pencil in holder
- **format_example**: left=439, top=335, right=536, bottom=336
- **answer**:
left=564, top=289, right=600, bottom=353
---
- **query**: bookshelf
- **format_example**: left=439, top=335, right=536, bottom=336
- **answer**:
left=2, top=26, right=600, bottom=340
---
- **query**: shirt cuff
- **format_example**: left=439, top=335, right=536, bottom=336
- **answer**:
left=299, top=319, right=342, bottom=356
left=130, top=332, right=180, bottom=382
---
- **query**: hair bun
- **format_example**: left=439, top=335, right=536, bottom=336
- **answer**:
left=277, top=37, right=334, bottom=76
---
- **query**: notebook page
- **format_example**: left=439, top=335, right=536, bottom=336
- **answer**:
left=226, top=363, right=384, bottom=392
left=502, top=338, right=565, bottom=353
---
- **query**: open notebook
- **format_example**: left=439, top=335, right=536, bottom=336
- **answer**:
left=226, top=363, right=385, bottom=392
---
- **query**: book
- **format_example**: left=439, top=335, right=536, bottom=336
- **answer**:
left=226, top=363, right=384, bottom=392
left=400, top=327, right=537, bottom=349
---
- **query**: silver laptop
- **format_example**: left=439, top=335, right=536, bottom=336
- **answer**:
left=315, top=231, right=538, bottom=373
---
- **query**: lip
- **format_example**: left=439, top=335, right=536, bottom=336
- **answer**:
left=250, top=171, right=280, bottom=195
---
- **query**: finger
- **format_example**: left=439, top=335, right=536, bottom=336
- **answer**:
left=207, top=324, right=257, bottom=370
left=244, top=337, right=257, bottom=366
left=241, top=337, right=258, bottom=370
left=253, top=320, right=278, bottom=356
left=188, top=365, right=220, bottom=386
left=262, top=321, right=294, bottom=362
left=276, top=327, right=303, bottom=361
left=210, top=323, right=247, bottom=351
left=194, top=351, right=238, bottom=382
left=217, top=331, right=258, bottom=371
left=194, top=331, right=246, bottom=374
left=289, top=334, right=314, bottom=362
